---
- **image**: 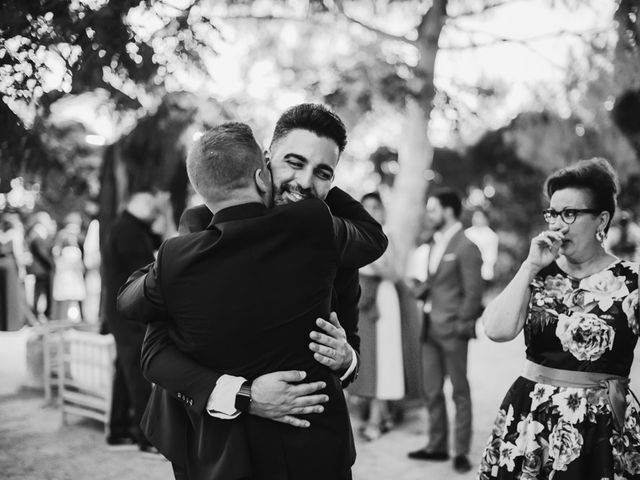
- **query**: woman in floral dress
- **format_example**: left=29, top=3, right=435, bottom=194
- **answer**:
left=480, top=158, right=640, bottom=480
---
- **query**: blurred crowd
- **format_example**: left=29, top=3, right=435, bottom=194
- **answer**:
left=0, top=209, right=96, bottom=330
left=0, top=191, right=177, bottom=332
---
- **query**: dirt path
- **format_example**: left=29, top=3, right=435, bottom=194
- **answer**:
left=3, top=328, right=639, bottom=480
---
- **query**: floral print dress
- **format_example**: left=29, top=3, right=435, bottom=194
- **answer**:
left=479, top=260, right=640, bottom=480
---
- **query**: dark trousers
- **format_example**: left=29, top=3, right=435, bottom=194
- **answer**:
left=172, top=463, right=189, bottom=480
left=33, top=275, right=52, bottom=317
left=421, top=334, right=472, bottom=456
left=171, top=460, right=353, bottom=479
left=109, top=340, right=151, bottom=445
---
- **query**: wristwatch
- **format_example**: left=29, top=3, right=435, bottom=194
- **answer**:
left=234, top=380, right=252, bottom=413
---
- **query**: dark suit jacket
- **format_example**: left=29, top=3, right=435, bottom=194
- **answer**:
left=177, top=191, right=362, bottom=358
left=424, top=228, right=483, bottom=342
left=102, top=211, right=161, bottom=340
left=118, top=189, right=387, bottom=480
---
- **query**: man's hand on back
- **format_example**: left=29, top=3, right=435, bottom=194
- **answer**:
left=308, top=312, right=353, bottom=373
left=249, top=371, right=328, bottom=428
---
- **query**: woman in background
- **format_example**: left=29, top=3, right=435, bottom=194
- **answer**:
left=350, top=192, right=421, bottom=440
left=51, top=212, right=86, bottom=321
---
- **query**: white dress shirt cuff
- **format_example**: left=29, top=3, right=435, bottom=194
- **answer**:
left=340, top=345, right=358, bottom=382
left=206, top=374, right=247, bottom=419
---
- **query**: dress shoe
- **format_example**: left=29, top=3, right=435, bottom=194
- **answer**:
left=106, top=435, right=136, bottom=450
left=407, top=449, right=450, bottom=461
left=453, top=455, right=472, bottom=473
left=139, top=444, right=161, bottom=456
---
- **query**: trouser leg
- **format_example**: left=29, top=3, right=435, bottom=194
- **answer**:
left=421, top=338, right=448, bottom=452
left=109, top=356, right=132, bottom=438
left=443, top=338, right=472, bottom=456
left=117, top=341, right=152, bottom=445
left=171, top=462, right=189, bottom=480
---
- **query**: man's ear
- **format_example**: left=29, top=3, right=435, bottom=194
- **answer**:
left=254, top=168, right=269, bottom=194
left=264, top=151, right=271, bottom=170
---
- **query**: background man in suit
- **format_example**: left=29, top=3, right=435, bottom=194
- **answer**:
left=407, top=188, right=483, bottom=474
left=102, top=190, right=163, bottom=452
left=119, top=122, right=386, bottom=479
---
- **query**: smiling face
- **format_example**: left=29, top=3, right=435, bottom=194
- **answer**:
left=547, top=187, right=609, bottom=260
left=268, top=129, right=340, bottom=205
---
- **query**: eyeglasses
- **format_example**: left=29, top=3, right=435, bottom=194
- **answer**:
left=542, top=208, right=599, bottom=224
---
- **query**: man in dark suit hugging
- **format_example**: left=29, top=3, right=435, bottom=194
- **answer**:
left=119, top=121, right=386, bottom=479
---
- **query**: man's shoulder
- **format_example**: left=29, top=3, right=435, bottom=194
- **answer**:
left=271, top=198, right=328, bottom=213
left=268, top=198, right=333, bottom=226
left=163, top=229, right=213, bottom=250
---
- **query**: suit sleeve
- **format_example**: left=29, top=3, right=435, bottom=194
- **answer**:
left=128, top=221, right=228, bottom=415
left=117, top=262, right=166, bottom=323
left=456, top=241, right=484, bottom=330
left=141, top=320, right=221, bottom=415
left=325, top=187, right=388, bottom=269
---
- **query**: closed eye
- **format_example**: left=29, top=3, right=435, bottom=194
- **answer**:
left=286, top=159, right=304, bottom=169
left=315, top=169, right=333, bottom=181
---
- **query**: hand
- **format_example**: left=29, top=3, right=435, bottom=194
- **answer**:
left=526, top=230, right=565, bottom=271
left=309, top=312, right=352, bottom=373
left=408, top=279, right=430, bottom=301
left=249, top=371, right=328, bottom=428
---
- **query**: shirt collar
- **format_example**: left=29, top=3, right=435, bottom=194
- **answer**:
left=433, top=221, right=462, bottom=245
left=207, top=203, right=267, bottom=228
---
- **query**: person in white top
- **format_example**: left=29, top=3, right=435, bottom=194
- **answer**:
left=465, top=209, right=499, bottom=282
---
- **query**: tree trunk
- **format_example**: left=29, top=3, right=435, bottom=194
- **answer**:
left=388, top=0, right=448, bottom=274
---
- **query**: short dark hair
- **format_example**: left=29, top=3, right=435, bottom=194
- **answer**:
left=361, top=191, right=382, bottom=204
left=270, top=103, right=347, bottom=154
left=186, top=122, right=263, bottom=201
left=544, top=157, right=618, bottom=232
left=430, top=188, right=462, bottom=219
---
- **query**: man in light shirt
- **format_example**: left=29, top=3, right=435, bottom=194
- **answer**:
left=465, top=209, right=499, bottom=282
left=407, top=188, right=483, bottom=474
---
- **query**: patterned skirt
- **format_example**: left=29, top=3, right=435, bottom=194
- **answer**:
left=478, top=376, right=640, bottom=479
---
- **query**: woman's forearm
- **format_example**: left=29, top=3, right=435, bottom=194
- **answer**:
left=483, top=261, right=538, bottom=342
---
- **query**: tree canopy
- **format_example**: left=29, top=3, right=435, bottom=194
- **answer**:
left=2, top=0, right=639, bottom=278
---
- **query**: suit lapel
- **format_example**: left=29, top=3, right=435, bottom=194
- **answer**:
left=432, top=229, right=463, bottom=279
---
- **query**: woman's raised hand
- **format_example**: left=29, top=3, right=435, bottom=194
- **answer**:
left=525, top=230, right=565, bottom=272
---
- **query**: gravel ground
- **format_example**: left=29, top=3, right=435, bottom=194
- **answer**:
left=3, top=327, right=639, bottom=480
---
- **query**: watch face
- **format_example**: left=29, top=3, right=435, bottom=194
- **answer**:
left=235, top=381, right=252, bottom=412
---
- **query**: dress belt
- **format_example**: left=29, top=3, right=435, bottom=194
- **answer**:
left=522, top=359, right=630, bottom=431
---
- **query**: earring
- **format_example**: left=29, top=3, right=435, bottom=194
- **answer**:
left=595, top=229, right=606, bottom=243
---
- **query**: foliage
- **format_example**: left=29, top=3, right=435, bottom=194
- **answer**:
left=0, top=100, right=51, bottom=192
left=1, top=0, right=633, bottom=279
left=97, top=92, right=232, bottom=235
left=0, top=0, right=212, bottom=110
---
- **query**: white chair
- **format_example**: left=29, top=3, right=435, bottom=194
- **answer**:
left=57, top=329, right=116, bottom=434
